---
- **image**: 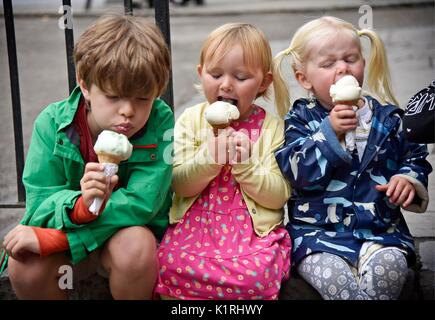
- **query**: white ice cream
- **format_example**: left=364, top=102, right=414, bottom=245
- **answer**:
left=329, top=75, right=361, bottom=103
left=94, top=130, right=133, bottom=161
left=204, top=101, right=240, bottom=126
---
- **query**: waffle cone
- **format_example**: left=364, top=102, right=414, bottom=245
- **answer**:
left=336, top=99, right=360, bottom=106
left=211, top=123, right=231, bottom=137
left=97, top=152, right=122, bottom=164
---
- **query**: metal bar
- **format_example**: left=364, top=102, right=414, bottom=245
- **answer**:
left=85, top=0, right=92, bottom=11
left=124, top=0, right=133, bottom=15
left=62, top=0, right=76, bottom=94
left=154, top=0, right=174, bottom=109
left=3, top=0, right=26, bottom=203
left=0, top=203, right=26, bottom=209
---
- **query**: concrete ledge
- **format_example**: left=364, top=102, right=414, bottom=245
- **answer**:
left=0, top=267, right=426, bottom=300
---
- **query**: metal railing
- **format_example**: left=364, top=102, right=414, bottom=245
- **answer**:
left=1, top=0, right=174, bottom=209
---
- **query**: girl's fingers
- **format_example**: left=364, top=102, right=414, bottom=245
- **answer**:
left=376, top=184, right=389, bottom=192
left=403, top=188, right=416, bottom=208
left=386, top=178, right=399, bottom=198
left=332, top=104, right=354, bottom=112
left=389, top=180, right=405, bottom=203
left=336, top=110, right=357, bottom=119
left=395, top=186, right=410, bottom=206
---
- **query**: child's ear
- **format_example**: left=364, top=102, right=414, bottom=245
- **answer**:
left=78, top=78, right=91, bottom=100
left=295, top=70, right=313, bottom=91
left=197, top=64, right=203, bottom=77
left=259, top=71, right=273, bottom=93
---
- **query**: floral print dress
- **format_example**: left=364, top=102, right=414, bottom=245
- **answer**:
left=155, top=105, right=291, bottom=300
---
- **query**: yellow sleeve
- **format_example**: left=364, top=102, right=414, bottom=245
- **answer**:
left=172, top=106, right=222, bottom=197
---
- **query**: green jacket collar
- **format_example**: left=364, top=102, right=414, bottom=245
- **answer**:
left=57, top=86, right=83, bottom=133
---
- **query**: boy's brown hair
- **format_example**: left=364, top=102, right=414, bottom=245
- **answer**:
left=74, top=14, right=170, bottom=98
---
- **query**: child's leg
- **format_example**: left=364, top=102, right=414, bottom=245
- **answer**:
left=358, top=247, right=408, bottom=300
left=100, top=226, right=157, bottom=299
left=8, top=252, right=70, bottom=299
left=297, top=252, right=369, bottom=300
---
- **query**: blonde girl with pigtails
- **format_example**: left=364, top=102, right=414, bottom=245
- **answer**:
left=273, top=16, right=431, bottom=300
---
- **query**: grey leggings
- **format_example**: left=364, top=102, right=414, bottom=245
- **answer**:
left=297, top=249, right=408, bottom=300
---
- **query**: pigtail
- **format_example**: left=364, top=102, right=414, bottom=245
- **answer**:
left=358, top=29, right=399, bottom=107
left=272, top=49, right=291, bottom=117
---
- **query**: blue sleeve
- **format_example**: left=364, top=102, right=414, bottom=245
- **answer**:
left=396, top=115, right=432, bottom=188
left=275, top=106, right=352, bottom=190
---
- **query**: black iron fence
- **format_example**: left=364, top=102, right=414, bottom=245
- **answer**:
left=1, top=0, right=174, bottom=209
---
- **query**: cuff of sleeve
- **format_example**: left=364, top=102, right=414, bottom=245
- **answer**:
left=319, top=117, right=352, bottom=166
left=70, top=196, right=99, bottom=224
left=31, top=227, right=69, bottom=257
left=393, top=174, right=429, bottom=213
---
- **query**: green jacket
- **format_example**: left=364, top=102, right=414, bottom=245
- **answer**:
left=1, top=87, right=173, bottom=270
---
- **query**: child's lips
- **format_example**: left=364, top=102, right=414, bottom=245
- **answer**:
left=217, top=96, right=238, bottom=106
left=115, top=124, right=132, bottom=134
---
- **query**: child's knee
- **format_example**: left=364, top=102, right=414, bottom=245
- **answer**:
left=104, top=226, right=157, bottom=274
left=8, top=254, right=65, bottom=286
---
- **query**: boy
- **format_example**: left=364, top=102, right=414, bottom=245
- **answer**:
left=1, top=14, right=173, bottom=299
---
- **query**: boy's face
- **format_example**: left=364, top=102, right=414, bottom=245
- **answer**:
left=79, top=81, right=154, bottom=140
left=198, top=45, right=271, bottom=121
left=295, top=33, right=365, bottom=110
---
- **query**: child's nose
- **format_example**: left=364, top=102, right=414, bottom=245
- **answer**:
left=336, top=61, right=350, bottom=75
left=119, top=100, right=134, bottom=117
left=220, top=76, right=233, bottom=92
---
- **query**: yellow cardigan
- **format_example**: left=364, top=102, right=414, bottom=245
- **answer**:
left=169, top=102, right=291, bottom=237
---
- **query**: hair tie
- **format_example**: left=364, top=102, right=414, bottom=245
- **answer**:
left=282, top=47, right=292, bottom=56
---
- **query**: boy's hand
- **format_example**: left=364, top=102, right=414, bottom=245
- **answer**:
left=375, top=176, right=416, bottom=208
left=3, top=225, right=40, bottom=260
left=81, top=163, right=119, bottom=208
left=207, top=127, right=235, bottom=165
left=329, top=104, right=358, bottom=140
left=230, top=131, right=252, bottom=164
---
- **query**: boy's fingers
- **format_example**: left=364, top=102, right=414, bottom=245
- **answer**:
left=84, top=162, right=104, bottom=173
left=87, top=188, right=106, bottom=199
left=5, top=237, right=18, bottom=256
left=83, top=171, right=107, bottom=183
left=83, top=179, right=108, bottom=191
left=3, top=225, right=19, bottom=245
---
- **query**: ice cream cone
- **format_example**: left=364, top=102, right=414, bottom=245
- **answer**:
left=97, top=152, right=122, bottom=164
left=211, top=123, right=231, bottom=137
left=336, top=99, right=360, bottom=107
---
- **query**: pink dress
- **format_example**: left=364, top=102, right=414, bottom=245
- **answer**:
left=155, top=105, right=291, bottom=300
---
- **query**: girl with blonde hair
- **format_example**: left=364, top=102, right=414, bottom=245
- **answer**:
left=155, top=23, right=292, bottom=300
left=274, top=16, right=431, bottom=300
